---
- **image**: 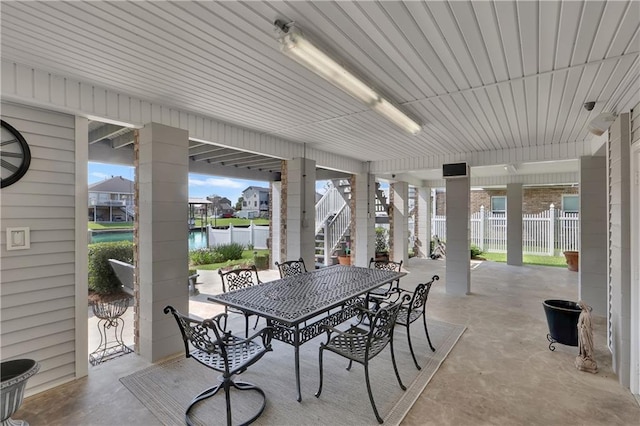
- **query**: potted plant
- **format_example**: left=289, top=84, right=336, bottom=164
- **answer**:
left=338, top=244, right=351, bottom=265
left=563, top=251, right=579, bottom=272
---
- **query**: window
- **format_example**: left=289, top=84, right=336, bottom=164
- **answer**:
left=254, top=201, right=257, bottom=207
left=491, top=196, right=506, bottom=213
left=562, top=195, right=579, bottom=212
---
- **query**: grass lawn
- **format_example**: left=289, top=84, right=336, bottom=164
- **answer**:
left=481, top=251, right=568, bottom=267
left=193, top=249, right=270, bottom=270
left=196, top=218, right=269, bottom=227
left=88, top=222, right=133, bottom=230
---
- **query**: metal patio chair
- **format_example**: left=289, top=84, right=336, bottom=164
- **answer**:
left=367, top=257, right=403, bottom=308
left=274, top=257, right=307, bottom=278
left=164, top=306, right=272, bottom=426
left=315, top=301, right=405, bottom=424
left=396, top=275, right=440, bottom=370
left=218, top=265, right=262, bottom=337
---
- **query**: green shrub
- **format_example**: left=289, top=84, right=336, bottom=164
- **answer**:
left=375, top=227, right=389, bottom=253
left=214, top=242, right=245, bottom=261
left=470, top=244, right=484, bottom=258
left=190, top=248, right=224, bottom=266
left=88, top=241, right=134, bottom=294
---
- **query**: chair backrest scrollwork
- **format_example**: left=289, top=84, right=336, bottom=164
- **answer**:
left=218, top=265, right=262, bottom=293
left=367, top=302, right=402, bottom=358
left=275, top=257, right=308, bottom=278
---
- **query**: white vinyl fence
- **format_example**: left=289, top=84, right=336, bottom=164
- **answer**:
left=207, top=222, right=269, bottom=249
left=432, top=204, right=579, bottom=255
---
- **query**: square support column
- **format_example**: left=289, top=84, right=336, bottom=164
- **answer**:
left=507, top=183, right=523, bottom=266
left=417, top=187, right=432, bottom=258
left=579, top=156, right=607, bottom=315
left=138, top=122, right=189, bottom=362
left=270, top=181, right=282, bottom=267
left=391, top=182, right=409, bottom=265
left=445, top=177, right=470, bottom=295
left=353, top=172, right=375, bottom=267
left=285, top=157, right=316, bottom=268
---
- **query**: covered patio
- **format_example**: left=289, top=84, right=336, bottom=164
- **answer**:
left=13, top=259, right=640, bottom=424
left=1, top=1, right=639, bottom=424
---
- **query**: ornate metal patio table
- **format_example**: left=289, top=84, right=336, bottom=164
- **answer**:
left=208, top=264, right=405, bottom=402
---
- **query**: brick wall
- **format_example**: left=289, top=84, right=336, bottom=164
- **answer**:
left=436, top=185, right=579, bottom=215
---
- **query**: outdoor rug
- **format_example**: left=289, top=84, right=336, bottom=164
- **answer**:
left=120, top=318, right=465, bottom=426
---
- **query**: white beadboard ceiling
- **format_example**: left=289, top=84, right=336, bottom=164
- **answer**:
left=1, top=0, right=639, bottom=181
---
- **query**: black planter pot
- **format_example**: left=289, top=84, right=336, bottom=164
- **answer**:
left=542, top=299, right=581, bottom=351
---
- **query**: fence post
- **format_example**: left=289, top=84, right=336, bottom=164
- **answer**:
left=548, top=204, right=555, bottom=255
left=229, top=223, right=234, bottom=244
left=249, top=221, right=254, bottom=247
left=479, top=205, right=485, bottom=250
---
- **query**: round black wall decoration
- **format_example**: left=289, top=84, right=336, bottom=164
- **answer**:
left=1, top=119, right=31, bottom=188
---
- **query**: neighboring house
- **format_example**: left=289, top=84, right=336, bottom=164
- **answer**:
left=88, top=176, right=135, bottom=222
left=206, top=195, right=235, bottom=217
left=239, top=186, right=269, bottom=219
left=434, top=185, right=580, bottom=215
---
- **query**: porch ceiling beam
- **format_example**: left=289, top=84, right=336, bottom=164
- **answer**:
left=188, top=144, right=230, bottom=157
left=89, top=123, right=124, bottom=144
left=198, top=150, right=260, bottom=161
left=220, top=156, right=280, bottom=167
left=245, top=162, right=282, bottom=171
left=194, top=152, right=261, bottom=163
left=111, top=132, right=134, bottom=149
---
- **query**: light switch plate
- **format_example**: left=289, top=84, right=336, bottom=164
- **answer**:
left=6, top=227, right=30, bottom=250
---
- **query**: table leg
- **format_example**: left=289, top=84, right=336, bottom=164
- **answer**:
left=294, top=326, right=302, bottom=402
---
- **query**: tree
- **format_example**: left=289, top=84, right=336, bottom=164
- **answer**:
left=235, top=196, right=244, bottom=211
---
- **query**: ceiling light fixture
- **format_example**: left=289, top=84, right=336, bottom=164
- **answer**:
left=274, top=21, right=421, bottom=135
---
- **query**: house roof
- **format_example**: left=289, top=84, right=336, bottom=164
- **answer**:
left=242, top=186, right=270, bottom=193
left=88, top=176, right=134, bottom=193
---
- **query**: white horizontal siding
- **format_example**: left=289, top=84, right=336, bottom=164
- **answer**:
left=424, top=171, right=579, bottom=189
left=0, top=102, right=76, bottom=395
left=607, top=112, right=632, bottom=387
left=2, top=60, right=364, bottom=174
left=371, top=142, right=590, bottom=175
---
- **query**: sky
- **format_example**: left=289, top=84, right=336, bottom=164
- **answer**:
left=88, top=162, right=328, bottom=203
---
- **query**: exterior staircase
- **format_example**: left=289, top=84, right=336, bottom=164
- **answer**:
left=120, top=204, right=136, bottom=219
left=314, top=180, right=390, bottom=266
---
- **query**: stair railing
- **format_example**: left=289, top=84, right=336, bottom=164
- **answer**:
left=323, top=202, right=351, bottom=264
left=315, top=186, right=345, bottom=235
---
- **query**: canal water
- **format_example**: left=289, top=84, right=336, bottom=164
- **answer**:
left=90, top=229, right=208, bottom=250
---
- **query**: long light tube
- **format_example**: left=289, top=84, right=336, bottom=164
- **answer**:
left=277, top=25, right=422, bottom=135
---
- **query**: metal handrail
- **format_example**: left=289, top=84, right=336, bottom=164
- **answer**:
left=315, top=186, right=346, bottom=235
left=324, top=202, right=351, bottom=256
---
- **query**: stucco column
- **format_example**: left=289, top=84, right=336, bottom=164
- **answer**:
left=391, top=181, right=409, bottom=265
left=507, top=183, right=523, bottom=266
left=416, top=187, right=431, bottom=258
left=353, top=172, right=375, bottom=267
left=286, top=157, right=316, bottom=268
left=579, top=156, right=607, bottom=315
left=137, top=122, right=189, bottom=362
left=445, top=177, right=470, bottom=295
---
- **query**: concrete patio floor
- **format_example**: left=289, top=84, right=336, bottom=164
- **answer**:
left=16, top=259, right=640, bottom=425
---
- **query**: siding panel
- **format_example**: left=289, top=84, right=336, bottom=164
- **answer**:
left=0, top=102, right=77, bottom=395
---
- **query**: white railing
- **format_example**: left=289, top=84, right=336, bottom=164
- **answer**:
left=315, top=186, right=346, bottom=234
left=323, top=203, right=351, bottom=264
left=207, top=222, right=269, bottom=249
left=431, top=204, right=579, bottom=255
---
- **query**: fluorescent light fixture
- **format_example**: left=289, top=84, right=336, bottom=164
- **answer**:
left=276, top=23, right=421, bottom=135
